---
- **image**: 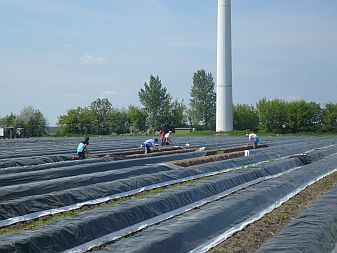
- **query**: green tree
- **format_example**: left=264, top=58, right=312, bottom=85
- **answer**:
left=285, top=100, right=322, bottom=132
left=0, top=113, right=16, bottom=127
left=15, top=106, right=48, bottom=136
left=109, top=107, right=130, bottom=134
left=322, top=103, right=337, bottom=131
left=189, top=69, right=216, bottom=130
left=169, top=99, right=187, bottom=129
left=138, top=75, right=172, bottom=131
left=233, top=104, right=259, bottom=131
left=90, top=98, right=112, bottom=135
left=58, top=107, right=84, bottom=135
left=256, top=98, right=287, bottom=133
left=78, top=107, right=95, bottom=134
left=127, top=105, right=147, bottom=133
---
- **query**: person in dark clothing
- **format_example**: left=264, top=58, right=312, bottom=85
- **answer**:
left=77, top=137, right=89, bottom=159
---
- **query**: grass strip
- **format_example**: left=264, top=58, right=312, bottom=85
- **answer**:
left=209, top=170, right=337, bottom=253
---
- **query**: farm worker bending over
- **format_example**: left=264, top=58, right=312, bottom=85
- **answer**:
left=77, top=137, right=89, bottom=159
left=159, top=129, right=166, bottom=146
left=164, top=131, right=173, bottom=145
left=246, top=133, right=259, bottom=149
left=144, top=138, right=159, bottom=154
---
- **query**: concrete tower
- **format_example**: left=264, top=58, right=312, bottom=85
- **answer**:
left=216, top=0, right=233, bottom=132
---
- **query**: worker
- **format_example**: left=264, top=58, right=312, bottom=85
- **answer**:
left=77, top=137, right=89, bottom=159
left=159, top=129, right=166, bottom=146
left=246, top=133, right=259, bottom=149
left=164, top=131, right=173, bottom=145
left=144, top=138, right=159, bottom=154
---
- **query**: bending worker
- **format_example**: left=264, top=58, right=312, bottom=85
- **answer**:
left=144, top=138, right=159, bottom=154
left=159, top=129, right=166, bottom=146
left=77, top=137, right=89, bottom=159
left=246, top=133, right=259, bottom=149
left=164, top=131, right=172, bottom=145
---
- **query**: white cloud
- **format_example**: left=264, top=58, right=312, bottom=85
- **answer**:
left=100, top=90, right=132, bottom=98
left=80, top=54, right=108, bottom=65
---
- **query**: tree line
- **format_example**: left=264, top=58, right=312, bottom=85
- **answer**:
left=0, top=106, right=48, bottom=137
left=1, top=69, right=336, bottom=136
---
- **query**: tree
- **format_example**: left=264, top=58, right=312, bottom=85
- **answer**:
left=322, top=103, right=337, bottom=131
left=58, top=107, right=84, bottom=135
left=138, top=75, right=172, bottom=131
left=78, top=107, right=95, bottom=134
left=90, top=98, right=112, bottom=135
left=109, top=107, right=130, bottom=135
left=15, top=106, right=48, bottom=136
left=189, top=69, right=216, bottom=130
left=285, top=100, right=322, bottom=132
left=127, top=105, right=147, bottom=133
left=0, top=113, right=16, bottom=127
left=256, top=98, right=287, bottom=133
left=169, top=99, right=187, bottom=129
left=233, top=104, right=259, bottom=131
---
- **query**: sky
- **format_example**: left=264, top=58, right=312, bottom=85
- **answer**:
left=0, top=0, right=336, bottom=125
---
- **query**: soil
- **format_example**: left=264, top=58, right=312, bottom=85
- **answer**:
left=208, top=171, right=337, bottom=253
left=171, top=151, right=245, bottom=167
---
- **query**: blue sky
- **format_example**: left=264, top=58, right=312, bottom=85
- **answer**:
left=1, top=0, right=336, bottom=125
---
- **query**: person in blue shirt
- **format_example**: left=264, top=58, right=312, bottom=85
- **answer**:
left=144, top=138, right=159, bottom=154
left=77, top=137, right=89, bottom=159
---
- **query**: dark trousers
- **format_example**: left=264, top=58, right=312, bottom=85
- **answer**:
left=78, top=152, right=86, bottom=159
left=145, top=144, right=152, bottom=154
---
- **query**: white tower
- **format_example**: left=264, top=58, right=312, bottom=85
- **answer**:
left=216, top=0, right=233, bottom=132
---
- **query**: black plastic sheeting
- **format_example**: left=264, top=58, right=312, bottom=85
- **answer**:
left=256, top=185, right=337, bottom=253
left=0, top=152, right=206, bottom=219
left=1, top=153, right=336, bottom=253
left=0, top=155, right=75, bottom=168
left=93, top=155, right=337, bottom=253
left=0, top=146, right=191, bottom=169
left=0, top=137, right=336, bottom=253
left=0, top=137, right=147, bottom=160
left=0, top=135, right=239, bottom=160
left=0, top=156, right=302, bottom=252
left=0, top=142, right=336, bottom=224
left=0, top=152, right=293, bottom=221
left=0, top=150, right=205, bottom=187
left=0, top=135, right=333, bottom=162
left=0, top=142, right=315, bottom=222
left=0, top=156, right=116, bottom=176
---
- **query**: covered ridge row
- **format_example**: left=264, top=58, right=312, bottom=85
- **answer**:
left=0, top=144, right=268, bottom=226
left=0, top=137, right=337, bottom=252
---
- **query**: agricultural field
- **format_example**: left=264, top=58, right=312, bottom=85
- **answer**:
left=0, top=135, right=337, bottom=253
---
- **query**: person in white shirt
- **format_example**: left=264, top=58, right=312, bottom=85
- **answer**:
left=246, top=133, right=259, bottom=149
left=164, top=131, right=172, bottom=145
